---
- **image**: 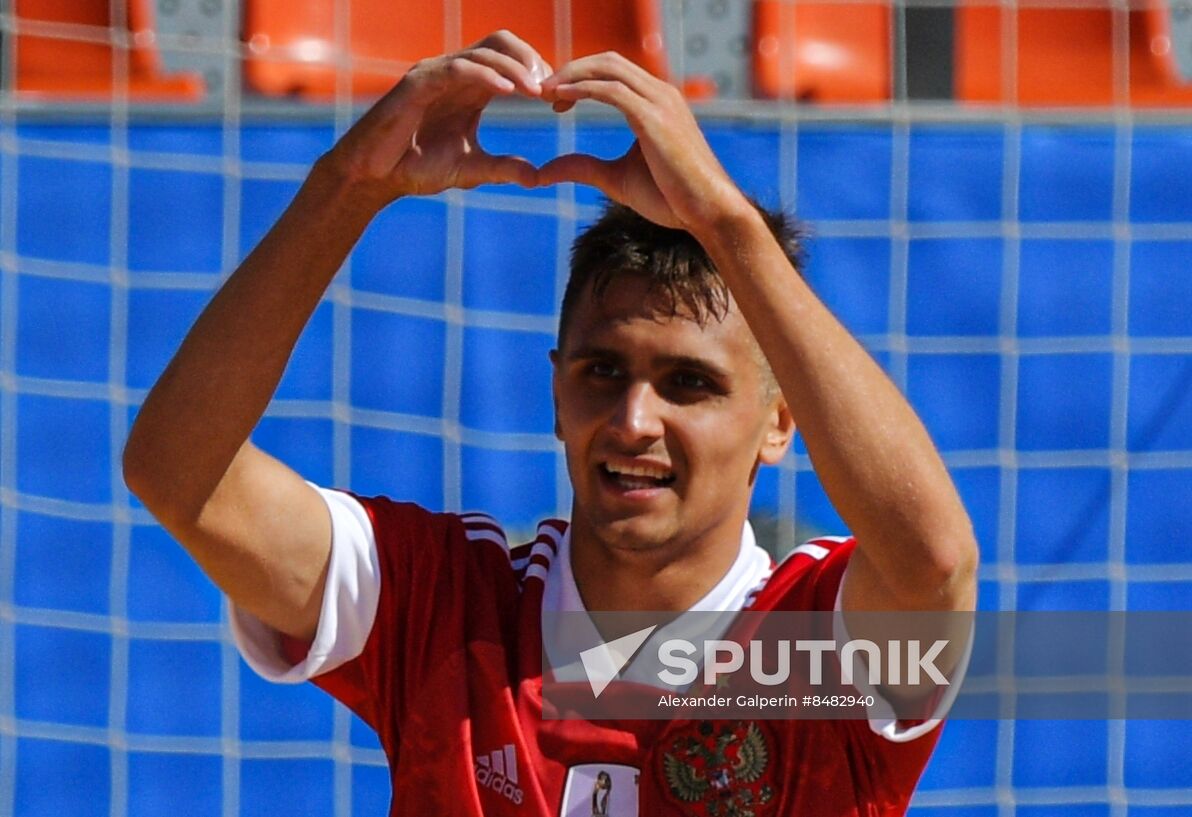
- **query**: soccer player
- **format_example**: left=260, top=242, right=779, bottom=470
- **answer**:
left=124, top=30, right=978, bottom=816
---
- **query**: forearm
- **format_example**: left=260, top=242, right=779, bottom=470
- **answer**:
left=124, top=158, right=379, bottom=523
left=696, top=207, right=977, bottom=609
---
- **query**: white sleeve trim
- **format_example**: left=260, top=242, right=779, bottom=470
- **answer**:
left=832, top=569, right=974, bottom=744
left=229, top=485, right=381, bottom=684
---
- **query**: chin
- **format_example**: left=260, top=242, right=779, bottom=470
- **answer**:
left=588, top=513, right=679, bottom=553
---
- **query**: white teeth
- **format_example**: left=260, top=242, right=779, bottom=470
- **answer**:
left=605, top=463, right=673, bottom=481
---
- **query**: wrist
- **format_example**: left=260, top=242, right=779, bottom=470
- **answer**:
left=306, top=151, right=397, bottom=222
left=688, top=194, right=769, bottom=257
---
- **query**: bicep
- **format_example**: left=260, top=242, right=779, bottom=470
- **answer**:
left=168, top=442, right=332, bottom=641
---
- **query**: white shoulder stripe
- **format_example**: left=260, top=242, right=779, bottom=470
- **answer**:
left=535, top=523, right=564, bottom=548
left=524, top=563, right=550, bottom=583
left=792, top=542, right=831, bottom=561
left=529, top=541, right=556, bottom=563
left=466, top=528, right=508, bottom=549
left=513, top=541, right=556, bottom=570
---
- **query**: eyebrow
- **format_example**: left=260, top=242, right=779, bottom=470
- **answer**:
left=564, top=345, right=621, bottom=362
left=565, top=345, right=732, bottom=381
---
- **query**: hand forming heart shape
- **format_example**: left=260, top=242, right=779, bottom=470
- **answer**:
left=322, top=29, right=752, bottom=235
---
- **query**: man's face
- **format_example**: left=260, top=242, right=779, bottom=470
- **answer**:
left=552, top=275, right=793, bottom=558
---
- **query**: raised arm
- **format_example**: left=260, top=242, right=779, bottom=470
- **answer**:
left=538, top=54, right=977, bottom=613
left=123, top=32, right=551, bottom=640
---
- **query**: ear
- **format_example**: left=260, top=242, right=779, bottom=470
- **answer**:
left=549, top=348, right=563, bottom=440
left=757, top=397, right=795, bottom=466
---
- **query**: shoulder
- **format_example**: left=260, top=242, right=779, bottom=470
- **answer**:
left=351, top=493, right=568, bottom=589
left=746, top=535, right=856, bottom=612
left=350, top=494, right=508, bottom=550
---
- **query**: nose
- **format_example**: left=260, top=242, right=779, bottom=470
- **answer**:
left=608, top=381, right=665, bottom=445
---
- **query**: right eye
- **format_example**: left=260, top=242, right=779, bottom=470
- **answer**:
left=588, top=361, right=622, bottom=379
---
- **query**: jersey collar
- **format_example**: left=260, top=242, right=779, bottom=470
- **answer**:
left=543, top=521, right=772, bottom=616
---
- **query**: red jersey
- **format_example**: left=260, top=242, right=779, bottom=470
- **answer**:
left=294, top=496, right=941, bottom=817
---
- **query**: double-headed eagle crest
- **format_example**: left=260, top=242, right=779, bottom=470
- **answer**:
left=660, top=720, right=776, bottom=817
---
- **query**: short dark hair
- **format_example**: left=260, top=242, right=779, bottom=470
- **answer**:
left=557, top=200, right=805, bottom=350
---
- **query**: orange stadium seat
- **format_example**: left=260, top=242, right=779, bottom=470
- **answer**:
left=14, top=0, right=203, bottom=101
left=955, top=1, right=1192, bottom=107
left=243, top=0, right=668, bottom=98
left=751, top=0, right=892, bottom=103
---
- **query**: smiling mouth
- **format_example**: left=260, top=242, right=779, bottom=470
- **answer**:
left=600, top=462, right=677, bottom=491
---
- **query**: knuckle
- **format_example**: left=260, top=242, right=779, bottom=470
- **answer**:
left=481, top=29, right=514, bottom=48
left=406, top=57, right=434, bottom=79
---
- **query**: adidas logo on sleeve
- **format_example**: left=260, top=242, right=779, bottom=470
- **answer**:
left=475, top=744, right=525, bottom=805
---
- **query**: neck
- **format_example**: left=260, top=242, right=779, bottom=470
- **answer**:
left=567, top=513, right=747, bottom=613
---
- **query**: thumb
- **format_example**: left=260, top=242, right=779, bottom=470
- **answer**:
left=536, top=153, right=620, bottom=197
left=462, top=152, right=539, bottom=189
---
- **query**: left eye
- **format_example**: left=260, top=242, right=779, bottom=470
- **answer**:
left=673, top=372, right=709, bottom=390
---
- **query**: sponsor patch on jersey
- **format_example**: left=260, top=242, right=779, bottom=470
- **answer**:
left=659, top=720, right=777, bottom=817
left=560, top=763, right=639, bottom=817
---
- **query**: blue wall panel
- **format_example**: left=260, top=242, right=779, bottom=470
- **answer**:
left=16, top=276, right=110, bottom=382
left=1018, top=239, right=1114, bottom=337
left=14, top=739, right=110, bottom=817
left=126, top=640, right=222, bottom=737
left=128, top=167, right=224, bottom=273
left=14, top=512, right=112, bottom=615
left=907, top=238, right=1003, bottom=336
left=128, top=752, right=222, bottom=817
left=17, top=155, right=111, bottom=265
left=17, top=395, right=110, bottom=503
left=354, top=197, right=449, bottom=301
left=463, top=207, right=559, bottom=315
left=1130, top=127, right=1192, bottom=222
left=1019, top=128, right=1115, bottom=222
left=350, top=426, right=443, bottom=508
left=460, top=325, right=555, bottom=434
left=796, top=127, right=892, bottom=221
left=909, top=127, right=1004, bottom=222
left=350, top=309, right=445, bottom=417
left=15, top=626, right=110, bottom=727
left=1130, top=241, right=1192, bottom=336
left=1017, top=354, right=1113, bottom=451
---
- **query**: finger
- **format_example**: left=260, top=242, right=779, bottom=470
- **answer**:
left=552, top=99, right=576, bottom=114
left=536, top=153, right=621, bottom=197
left=472, top=30, right=554, bottom=90
left=462, top=152, right=540, bottom=189
left=355, top=57, right=516, bottom=158
left=465, top=46, right=547, bottom=96
left=406, top=54, right=518, bottom=103
left=548, top=79, right=651, bottom=125
left=542, top=52, right=662, bottom=103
